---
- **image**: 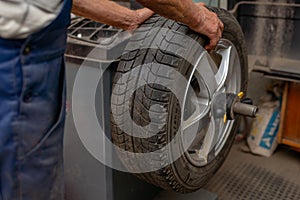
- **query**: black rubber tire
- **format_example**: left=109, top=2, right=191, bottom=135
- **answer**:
left=111, top=8, right=248, bottom=193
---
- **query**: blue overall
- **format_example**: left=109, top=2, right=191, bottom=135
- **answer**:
left=0, top=0, right=71, bottom=199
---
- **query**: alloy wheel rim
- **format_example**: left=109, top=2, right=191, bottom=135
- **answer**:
left=182, top=39, right=242, bottom=167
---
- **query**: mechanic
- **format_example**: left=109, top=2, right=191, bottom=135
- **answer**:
left=0, top=0, right=223, bottom=199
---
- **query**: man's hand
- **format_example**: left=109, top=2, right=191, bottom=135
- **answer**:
left=189, top=3, right=224, bottom=51
left=129, top=8, right=155, bottom=30
left=137, top=0, right=224, bottom=51
left=72, top=0, right=153, bottom=31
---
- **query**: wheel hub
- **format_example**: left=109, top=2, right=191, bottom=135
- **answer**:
left=225, top=92, right=258, bottom=121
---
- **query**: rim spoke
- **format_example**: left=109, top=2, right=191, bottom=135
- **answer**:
left=194, top=52, right=219, bottom=95
left=209, top=117, right=224, bottom=153
left=183, top=96, right=209, bottom=131
left=197, top=102, right=225, bottom=162
left=215, top=41, right=238, bottom=90
left=186, top=114, right=210, bottom=151
left=226, top=55, right=241, bottom=93
left=196, top=117, right=215, bottom=163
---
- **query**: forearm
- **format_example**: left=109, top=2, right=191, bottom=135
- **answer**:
left=72, top=0, right=153, bottom=30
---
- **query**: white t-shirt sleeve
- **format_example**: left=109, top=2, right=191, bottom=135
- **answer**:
left=0, top=0, right=63, bottom=39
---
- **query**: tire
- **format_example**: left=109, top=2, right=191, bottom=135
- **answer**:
left=111, top=8, right=248, bottom=193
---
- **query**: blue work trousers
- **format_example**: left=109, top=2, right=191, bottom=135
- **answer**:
left=0, top=0, right=71, bottom=199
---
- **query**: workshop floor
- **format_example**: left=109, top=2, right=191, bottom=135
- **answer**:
left=204, top=142, right=300, bottom=200
left=154, top=142, right=300, bottom=200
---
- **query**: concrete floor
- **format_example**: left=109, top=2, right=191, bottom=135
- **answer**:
left=204, top=142, right=300, bottom=200
left=154, top=142, right=300, bottom=200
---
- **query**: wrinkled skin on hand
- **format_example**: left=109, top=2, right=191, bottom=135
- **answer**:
left=190, top=3, right=224, bottom=51
left=136, top=0, right=224, bottom=51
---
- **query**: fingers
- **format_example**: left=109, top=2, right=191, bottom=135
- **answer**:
left=131, top=8, right=155, bottom=30
left=220, top=20, right=224, bottom=32
left=191, top=4, right=224, bottom=51
left=205, top=19, right=223, bottom=51
left=205, top=36, right=219, bottom=51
